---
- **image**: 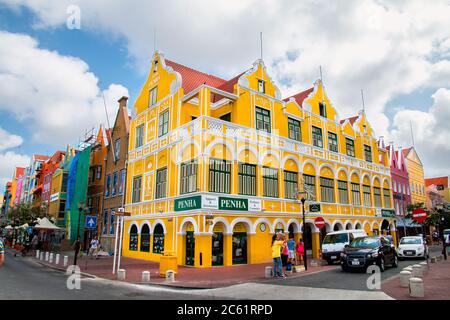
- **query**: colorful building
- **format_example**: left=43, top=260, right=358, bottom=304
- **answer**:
left=21, top=154, right=50, bottom=205
left=387, top=144, right=411, bottom=216
left=425, top=176, right=450, bottom=204
left=40, top=151, right=66, bottom=210
left=1, top=182, right=12, bottom=220
left=86, top=126, right=110, bottom=244
left=121, top=52, right=395, bottom=268
left=403, top=147, right=426, bottom=206
left=101, top=96, right=130, bottom=252
left=10, top=167, right=25, bottom=207
left=48, top=146, right=76, bottom=227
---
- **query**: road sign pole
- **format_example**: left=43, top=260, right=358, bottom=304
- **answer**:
left=112, top=213, right=120, bottom=275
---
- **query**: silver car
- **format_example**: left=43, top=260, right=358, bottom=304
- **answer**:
left=397, top=236, right=429, bottom=260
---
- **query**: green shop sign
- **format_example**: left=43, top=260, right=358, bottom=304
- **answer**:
left=309, top=203, right=321, bottom=213
left=219, top=197, right=248, bottom=211
left=174, top=195, right=201, bottom=211
left=381, top=209, right=396, bottom=218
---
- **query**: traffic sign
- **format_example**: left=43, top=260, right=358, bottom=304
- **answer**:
left=85, top=215, right=97, bottom=229
left=314, top=217, right=326, bottom=229
left=412, top=208, right=427, bottom=223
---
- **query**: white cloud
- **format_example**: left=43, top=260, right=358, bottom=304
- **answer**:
left=390, top=88, right=450, bottom=177
left=0, top=151, right=30, bottom=187
left=0, top=31, right=129, bottom=146
left=1, top=0, right=450, bottom=176
left=0, top=127, right=23, bottom=152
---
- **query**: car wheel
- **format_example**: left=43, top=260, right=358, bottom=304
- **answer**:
left=392, top=255, right=398, bottom=268
left=378, top=257, right=385, bottom=272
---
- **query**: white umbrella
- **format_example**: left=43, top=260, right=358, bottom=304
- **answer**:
left=34, top=217, right=61, bottom=230
left=4, top=225, right=13, bottom=229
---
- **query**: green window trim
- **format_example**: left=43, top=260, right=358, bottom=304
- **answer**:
left=346, top=138, right=355, bottom=157
left=320, top=177, right=335, bottom=203
left=209, top=158, right=231, bottom=194
left=351, top=182, right=361, bottom=206
left=328, top=132, right=338, bottom=153
left=312, top=126, right=323, bottom=148
left=263, top=167, right=279, bottom=198
left=140, top=225, right=150, bottom=252
left=149, top=86, right=158, bottom=107
left=158, top=110, right=169, bottom=137
left=155, top=167, right=167, bottom=199
left=363, top=185, right=372, bottom=206
left=132, top=176, right=142, bottom=203
left=135, top=124, right=144, bottom=148
left=255, top=106, right=271, bottom=133
left=284, top=171, right=298, bottom=200
left=288, top=118, right=302, bottom=142
left=180, top=161, right=197, bottom=195
left=238, top=163, right=256, bottom=196
left=383, top=188, right=391, bottom=208
left=364, top=145, right=372, bottom=163
left=338, top=180, right=349, bottom=204
left=303, top=174, right=316, bottom=199
left=374, top=187, right=382, bottom=208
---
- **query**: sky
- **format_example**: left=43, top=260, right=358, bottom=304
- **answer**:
left=0, top=0, right=449, bottom=187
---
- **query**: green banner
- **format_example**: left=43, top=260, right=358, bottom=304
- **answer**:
left=174, top=195, right=201, bottom=211
left=219, top=197, right=248, bottom=211
left=381, top=209, right=396, bottom=218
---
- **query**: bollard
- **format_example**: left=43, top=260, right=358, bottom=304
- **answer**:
left=63, top=255, right=69, bottom=267
left=430, top=257, right=437, bottom=263
left=118, top=269, right=126, bottom=281
left=265, top=266, right=273, bottom=278
left=400, top=271, right=412, bottom=288
left=412, top=264, right=423, bottom=278
left=45, top=252, right=49, bottom=262
left=49, top=252, right=54, bottom=263
left=36, top=250, right=40, bottom=259
left=403, top=266, right=413, bottom=273
left=419, top=261, right=428, bottom=273
left=39, top=252, right=44, bottom=261
left=141, top=271, right=151, bottom=282
left=166, top=270, right=175, bottom=282
left=55, top=254, right=60, bottom=265
left=409, top=277, right=424, bottom=298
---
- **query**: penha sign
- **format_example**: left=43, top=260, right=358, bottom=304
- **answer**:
left=174, top=195, right=261, bottom=212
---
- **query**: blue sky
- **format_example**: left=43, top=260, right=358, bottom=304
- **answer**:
left=0, top=0, right=449, bottom=186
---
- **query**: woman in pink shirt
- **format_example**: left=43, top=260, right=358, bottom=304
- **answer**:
left=295, top=238, right=305, bottom=266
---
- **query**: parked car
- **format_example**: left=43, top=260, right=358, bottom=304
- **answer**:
left=340, top=236, right=398, bottom=272
left=397, top=236, right=429, bottom=260
left=321, top=229, right=367, bottom=265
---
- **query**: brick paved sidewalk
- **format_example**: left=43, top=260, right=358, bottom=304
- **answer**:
left=33, top=250, right=337, bottom=288
left=382, top=257, right=450, bottom=300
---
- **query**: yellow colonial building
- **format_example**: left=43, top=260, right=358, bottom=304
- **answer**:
left=122, top=51, right=396, bottom=268
left=403, top=147, right=426, bottom=205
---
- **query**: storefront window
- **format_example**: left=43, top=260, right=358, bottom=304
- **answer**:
left=140, top=224, right=150, bottom=252
left=129, top=225, right=138, bottom=251
left=153, top=224, right=164, bottom=254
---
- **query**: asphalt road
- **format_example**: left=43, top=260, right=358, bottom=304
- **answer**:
left=0, top=250, right=222, bottom=300
left=265, top=245, right=443, bottom=291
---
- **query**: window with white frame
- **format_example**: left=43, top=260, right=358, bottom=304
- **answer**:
left=363, top=185, right=372, bottom=206
left=149, top=86, right=158, bottom=106
left=180, top=161, right=197, bottom=194
left=320, top=177, right=335, bottom=203
left=284, top=171, right=298, bottom=200
left=238, top=163, right=256, bottom=196
left=155, top=167, right=167, bottom=199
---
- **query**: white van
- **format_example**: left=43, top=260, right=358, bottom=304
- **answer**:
left=321, top=229, right=367, bottom=265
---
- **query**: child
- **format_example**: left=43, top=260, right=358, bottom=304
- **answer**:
left=295, top=238, right=305, bottom=266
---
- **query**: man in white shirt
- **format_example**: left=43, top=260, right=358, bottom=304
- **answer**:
left=88, top=236, right=99, bottom=259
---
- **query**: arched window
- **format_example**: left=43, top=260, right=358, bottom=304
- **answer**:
left=129, top=225, right=138, bottom=251
left=153, top=224, right=165, bottom=254
left=140, top=224, right=150, bottom=252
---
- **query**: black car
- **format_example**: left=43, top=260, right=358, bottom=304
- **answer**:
left=340, top=236, right=398, bottom=272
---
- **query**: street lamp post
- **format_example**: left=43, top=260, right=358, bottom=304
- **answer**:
left=300, top=196, right=308, bottom=271
left=73, top=202, right=86, bottom=266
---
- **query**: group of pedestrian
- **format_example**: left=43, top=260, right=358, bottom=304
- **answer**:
left=271, top=232, right=305, bottom=278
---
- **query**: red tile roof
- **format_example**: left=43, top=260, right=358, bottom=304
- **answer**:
left=340, top=116, right=359, bottom=125
left=34, top=154, right=49, bottom=161
left=165, top=59, right=227, bottom=94
left=283, top=87, right=314, bottom=106
left=425, top=176, right=449, bottom=188
left=216, top=72, right=246, bottom=94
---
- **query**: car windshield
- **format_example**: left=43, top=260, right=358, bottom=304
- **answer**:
left=400, top=238, right=422, bottom=245
left=323, top=233, right=348, bottom=244
left=350, top=237, right=380, bottom=249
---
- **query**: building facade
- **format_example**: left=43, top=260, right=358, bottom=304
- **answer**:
left=101, top=96, right=130, bottom=252
left=121, top=52, right=395, bottom=268
left=21, top=154, right=50, bottom=205
left=41, top=151, right=66, bottom=211
left=10, top=167, right=25, bottom=207
left=387, top=144, right=411, bottom=216
left=425, top=176, right=450, bottom=204
left=403, top=147, right=426, bottom=205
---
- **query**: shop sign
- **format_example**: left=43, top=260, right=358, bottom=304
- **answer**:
left=202, top=195, right=218, bottom=210
left=50, top=192, right=59, bottom=202
left=381, top=209, right=396, bottom=218
left=174, top=195, right=201, bottom=211
left=219, top=197, right=248, bottom=211
left=248, top=199, right=262, bottom=211
left=309, top=203, right=321, bottom=213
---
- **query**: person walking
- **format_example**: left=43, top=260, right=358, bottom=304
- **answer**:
left=271, top=233, right=285, bottom=278
left=281, top=233, right=289, bottom=276
left=73, top=236, right=81, bottom=265
left=295, top=238, right=305, bottom=266
left=287, top=235, right=296, bottom=265
left=0, top=237, right=5, bottom=267
left=88, top=236, right=99, bottom=259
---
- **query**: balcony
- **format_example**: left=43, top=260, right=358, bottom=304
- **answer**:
left=129, top=116, right=390, bottom=176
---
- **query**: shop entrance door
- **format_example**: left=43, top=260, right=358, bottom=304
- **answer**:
left=185, top=231, right=195, bottom=266
left=212, top=232, right=224, bottom=266
left=232, top=232, right=247, bottom=265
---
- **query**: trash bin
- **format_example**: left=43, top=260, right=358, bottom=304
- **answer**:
left=159, top=251, right=178, bottom=277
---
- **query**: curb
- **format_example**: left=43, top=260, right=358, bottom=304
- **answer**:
left=33, top=259, right=97, bottom=279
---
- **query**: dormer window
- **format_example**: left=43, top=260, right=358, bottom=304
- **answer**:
left=258, top=79, right=265, bottom=94
left=154, top=60, right=158, bottom=73
left=319, top=102, right=327, bottom=118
